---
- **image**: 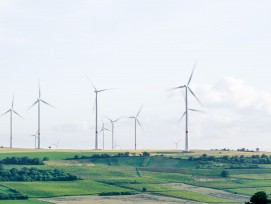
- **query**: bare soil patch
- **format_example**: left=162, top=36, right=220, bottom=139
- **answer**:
left=41, top=194, right=205, bottom=204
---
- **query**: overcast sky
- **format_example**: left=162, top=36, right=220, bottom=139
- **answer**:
left=0, top=0, right=271, bottom=151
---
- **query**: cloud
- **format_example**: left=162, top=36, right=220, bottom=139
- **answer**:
left=198, top=77, right=271, bottom=114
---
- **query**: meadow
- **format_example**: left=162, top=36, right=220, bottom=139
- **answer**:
left=0, top=148, right=270, bottom=203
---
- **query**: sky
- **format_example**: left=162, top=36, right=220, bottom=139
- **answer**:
left=0, top=0, right=271, bottom=151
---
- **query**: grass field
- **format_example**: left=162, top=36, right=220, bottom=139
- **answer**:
left=0, top=148, right=270, bottom=203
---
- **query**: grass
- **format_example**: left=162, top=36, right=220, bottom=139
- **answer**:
left=0, top=200, right=51, bottom=204
left=123, top=183, right=235, bottom=203
left=2, top=180, right=130, bottom=198
left=0, top=148, right=270, bottom=203
left=226, top=187, right=271, bottom=196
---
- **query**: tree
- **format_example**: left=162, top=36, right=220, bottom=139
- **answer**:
left=220, top=170, right=229, bottom=178
left=250, top=191, right=268, bottom=204
left=142, top=152, right=150, bottom=157
left=256, top=148, right=260, bottom=152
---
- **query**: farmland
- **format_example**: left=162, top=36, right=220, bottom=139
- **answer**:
left=0, top=149, right=270, bottom=203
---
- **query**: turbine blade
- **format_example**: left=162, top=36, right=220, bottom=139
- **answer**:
left=168, top=85, right=186, bottom=91
left=85, top=74, right=97, bottom=91
left=104, top=128, right=111, bottom=131
left=1, top=110, right=11, bottom=116
left=136, top=105, right=143, bottom=117
left=187, top=60, right=197, bottom=85
left=97, top=88, right=113, bottom=93
left=38, top=80, right=41, bottom=99
left=136, top=119, right=143, bottom=131
left=91, top=100, right=96, bottom=115
left=13, top=110, right=24, bottom=119
left=12, top=94, right=14, bottom=109
left=189, top=108, right=203, bottom=112
left=105, top=116, right=113, bottom=122
left=178, top=112, right=186, bottom=123
left=40, top=99, right=55, bottom=108
left=188, top=87, right=202, bottom=106
left=113, top=117, right=122, bottom=122
left=27, top=100, right=39, bottom=110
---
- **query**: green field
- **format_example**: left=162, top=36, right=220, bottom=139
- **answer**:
left=0, top=148, right=270, bottom=203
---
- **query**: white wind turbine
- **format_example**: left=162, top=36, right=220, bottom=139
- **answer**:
left=170, top=62, right=202, bottom=152
left=1, top=95, right=23, bottom=148
left=172, top=140, right=181, bottom=150
left=30, top=131, right=38, bottom=149
left=106, top=117, right=121, bottom=150
left=98, top=120, right=111, bottom=150
left=28, top=83, right=54, bottom=149
left=126, top=106, right=143, bottom=150
left=86, top=75, right=111, bottom=150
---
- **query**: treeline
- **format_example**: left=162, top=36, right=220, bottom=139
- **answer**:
left=189, top=154, right=271, bottom=164
left=69, top=152, right=151, bottom=160
left=0, top=167, right=78, bottom=181
left=0, top=156, right=49, bottom=165
left=98, top=191, right=136, bottom=196
left=0, top=189, right=28, bottom=200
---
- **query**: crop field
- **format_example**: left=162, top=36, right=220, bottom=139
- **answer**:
left=0, top=148, right=270, bottom=203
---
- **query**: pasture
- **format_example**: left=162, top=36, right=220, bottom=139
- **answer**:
left=0, top=148, right=270, bottom=203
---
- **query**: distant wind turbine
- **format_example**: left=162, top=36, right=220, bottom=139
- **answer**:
left=98, top=120, right=111, bottom=150
left=170, top=61, right=202, bottom=152
left=172, top=140, right=181, bottom=150
left=1, top=95, right=23, bottom=148
left=28, top=83, right=54, bottom=149
left=86, top=75, right=112, bottom=150
left=30, top=131, right=38, bottom=149
left=53, top=139, right=60, bottom=149
left=106, top=117, right=121, bottom=150
left=126, top=106, right=143, bottom=150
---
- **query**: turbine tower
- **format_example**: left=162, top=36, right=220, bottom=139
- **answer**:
left=86, top=75, right=111, bottom=150
left=171, top=62, right=201, bottom=152
left=98, top=120, right=111, bottom=150
left=127, top=106, right=143, bottom=150
left=28, top=83, right=54, bottom=149
left=106, top=117, right=121, bottom=150
left=1, top=95, right=23, bottom=148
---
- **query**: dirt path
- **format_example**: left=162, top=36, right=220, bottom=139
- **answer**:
left=41, top=194, right=206, bottom=204
left=163, top=183, right=249, bottom=202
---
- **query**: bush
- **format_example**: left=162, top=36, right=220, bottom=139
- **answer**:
left=0, top=167, right=79, bottom=182
left=220, top=170, right=229, bottom=177
left=0, top=157, right=44, bottom=165
left=142, top=152, right=150, bottom=157
left=142, top=187, right=147, bottom=192
left=98, top=192, right=135, bottom=196
left=0, top=192, right=28, bottom=200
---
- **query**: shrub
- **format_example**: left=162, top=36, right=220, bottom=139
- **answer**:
left=142, top=187, right=147, bottom=192
left=220, top=170, right=229, bottom=177
left=142, top=152, right=150, bottom=157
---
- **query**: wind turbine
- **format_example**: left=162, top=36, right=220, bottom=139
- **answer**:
left=86, top=75, right=111, bottom=150
left=1, top=95, right=23, bottom=148
left=98, top=120, right=111, bottom=150
left=28, top=83, right=54, bottom=149
left=106, top=117, right=121, bottom=150
left=30, top=131, right=38, bottom=149
left=170, top=61, right=202, bottom=152
left=53, top=139, right=60, bottom=149
left=126, top=106, right=143, bottom=150
left=172, top=140, right=181, bottom=150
